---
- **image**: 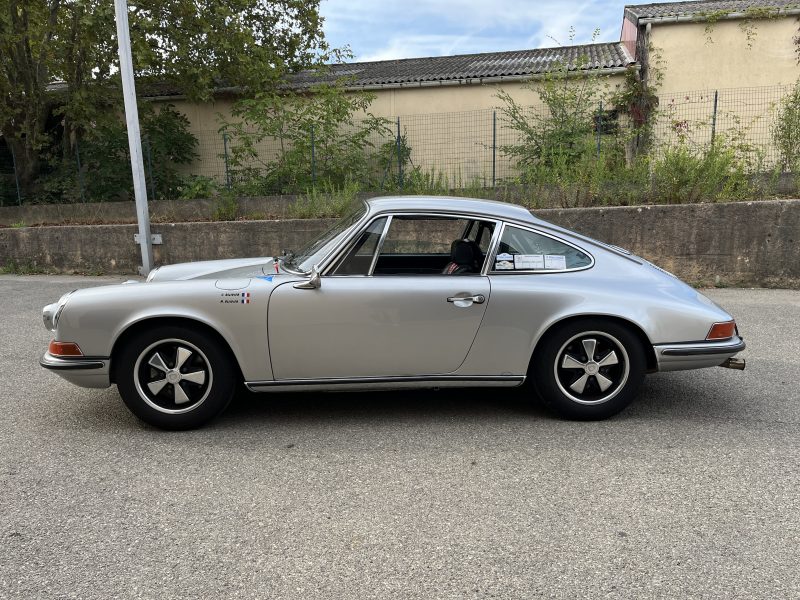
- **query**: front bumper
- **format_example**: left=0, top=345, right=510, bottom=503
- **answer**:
left=40, top=352, right=111, bottom=389
left=654, top=336, right=746, bottom=372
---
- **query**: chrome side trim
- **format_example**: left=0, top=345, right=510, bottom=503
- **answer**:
left=245, top=374, right=525, bottom=392
left=368, top=215, right=392, bottom=276
left=654, top=337, right=746, bottom=372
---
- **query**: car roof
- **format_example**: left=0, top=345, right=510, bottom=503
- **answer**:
left=365, top=195, right=539, bottom=224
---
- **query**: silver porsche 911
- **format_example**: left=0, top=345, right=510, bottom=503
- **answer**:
left=40, top=196, right=745, bottom=429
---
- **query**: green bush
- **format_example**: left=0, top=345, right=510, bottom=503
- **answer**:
left=289, top=177, right=361, bottom=219
left=177, top=175, right=220, bottom=200
left=222, top=83, right=392, bottom=195
left=35, top=104, right=198, bottom=203
left=772, top=81, right=800, bottom=172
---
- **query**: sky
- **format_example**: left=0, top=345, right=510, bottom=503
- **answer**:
left=319, top=0, right=629, bottom=63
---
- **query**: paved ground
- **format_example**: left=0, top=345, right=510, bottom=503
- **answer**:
left=0, top=276, right=798, bottom=599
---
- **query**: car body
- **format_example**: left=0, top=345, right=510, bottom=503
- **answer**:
left=40, top=196, right=745, bottom=428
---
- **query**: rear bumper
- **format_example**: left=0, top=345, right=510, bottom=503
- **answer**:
left=654, top=336, right=746, bottom=372
left=40, top=352, right=111, bottom=389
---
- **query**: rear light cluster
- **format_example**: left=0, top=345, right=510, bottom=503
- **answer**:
left=49, top=341, right=83, bottom=357
left=706, top=321, right=736, bottom=340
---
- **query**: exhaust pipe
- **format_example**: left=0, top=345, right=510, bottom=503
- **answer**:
left=719, top=357, right=746, bottom=370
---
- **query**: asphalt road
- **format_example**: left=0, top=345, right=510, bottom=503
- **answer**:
left=1, top=275, right=798, bottom=599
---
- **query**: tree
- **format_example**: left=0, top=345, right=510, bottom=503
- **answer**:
left=0, top=0, right=334, bottom=190
left=221, top=82, right=392, bottom=194
left=495, top=31, right=611, bottom=175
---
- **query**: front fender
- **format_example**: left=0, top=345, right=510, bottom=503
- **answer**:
left=53, top=278, right=278, bottom=381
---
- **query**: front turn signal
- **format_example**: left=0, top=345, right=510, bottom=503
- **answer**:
left=706, top=321, right=736, bottom=340
left=49, top=341, right=84, bottom=357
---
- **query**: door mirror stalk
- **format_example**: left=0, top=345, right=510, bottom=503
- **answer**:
left=293, top=266, right=321, bottom=289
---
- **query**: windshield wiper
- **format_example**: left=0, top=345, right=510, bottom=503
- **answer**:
left=278, top=248, right=295, bottom=265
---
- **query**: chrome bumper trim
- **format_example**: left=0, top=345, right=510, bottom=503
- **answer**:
left=40, top=352, right=112, bottom=388
left=654, top=337, right=746, bottom=372
left=660, top=338, right=746, bottom=357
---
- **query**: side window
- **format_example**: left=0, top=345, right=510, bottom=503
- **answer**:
left=373, top=216, right=493, bottom=276
left=492, top=226, right=592, bottom=272
left=467, top=221, right=495, bottom=254
left=331, top=217, right=388, bottom=275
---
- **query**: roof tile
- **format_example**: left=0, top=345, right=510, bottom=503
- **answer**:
left=292, top=42, right=634, bottom=89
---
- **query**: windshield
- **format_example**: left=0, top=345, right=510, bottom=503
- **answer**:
left=284, top=200, right=367, bottom=273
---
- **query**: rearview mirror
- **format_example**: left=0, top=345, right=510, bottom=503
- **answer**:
left=293, top=265, right=321, bottom=289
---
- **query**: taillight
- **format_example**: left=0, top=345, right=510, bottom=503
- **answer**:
left=706, top=321, right=736, bottom=340
left=49, top=341, right=84, bottom=356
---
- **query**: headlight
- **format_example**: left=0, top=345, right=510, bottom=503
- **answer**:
left=42, top=290, right=75, bottom=331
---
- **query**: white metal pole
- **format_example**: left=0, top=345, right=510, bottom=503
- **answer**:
left=114, top=0, right=153, bottom=275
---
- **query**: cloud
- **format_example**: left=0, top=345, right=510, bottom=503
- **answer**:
left=320, top=0, right=624, bottom=61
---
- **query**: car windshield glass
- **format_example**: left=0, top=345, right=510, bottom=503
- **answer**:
left=285, top=200, right=367, bottom=273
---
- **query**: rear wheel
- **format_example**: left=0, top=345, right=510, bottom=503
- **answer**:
left=116, top=326, right=236, bottom=430
left=531, top=319, right=646, bottom=420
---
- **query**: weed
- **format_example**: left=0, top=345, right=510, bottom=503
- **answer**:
left=0, top=260, right=49, bottom=274
left=211, top=193, right=239, bottom=221
left=289, top=178, right=361, bottom=218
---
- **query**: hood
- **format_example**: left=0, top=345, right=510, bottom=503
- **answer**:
left=147, top=257, right=275, bottom=282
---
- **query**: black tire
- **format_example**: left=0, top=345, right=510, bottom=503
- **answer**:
left=115, top=325, right=236, bottom=430
left=530, top=318, right=646, bottom=420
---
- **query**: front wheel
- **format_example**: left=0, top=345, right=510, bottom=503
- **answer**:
left=531, top=319, right=646, bottom=420
left=115, top=326, right=236, bottom=430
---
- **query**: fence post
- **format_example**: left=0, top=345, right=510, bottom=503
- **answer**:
left=396, top=117, right=403, bottom=190
left=75, top=137, right=86, bottom=202
left=597, top=101, right=603, bottom=157
left=143, top=137, right=156, bottom=200
left=711, top=90, right=719, bottom=146
left=492, top=111, right=497, bottom=188
left=9, top=144, right=21, bottom=205
left=310, top=125, right=316, bottom=188
left=222, top=132, right=232, bottom=190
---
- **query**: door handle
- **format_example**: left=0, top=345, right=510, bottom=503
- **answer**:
left=447, top=294, right=485, bottom=304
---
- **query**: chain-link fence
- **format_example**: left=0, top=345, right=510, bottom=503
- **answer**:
left=1, top=82, right=797, bottom=206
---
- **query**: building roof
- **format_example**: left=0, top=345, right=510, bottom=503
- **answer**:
left=291, top=42, right=634, bottom=90
left=625, top=0, right=800, bottom=21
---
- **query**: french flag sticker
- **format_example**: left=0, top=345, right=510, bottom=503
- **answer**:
left=241, top=292, right=251, bottom=304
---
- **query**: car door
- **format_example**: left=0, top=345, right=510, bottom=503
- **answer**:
left=267, top=214, right=495, bottom=380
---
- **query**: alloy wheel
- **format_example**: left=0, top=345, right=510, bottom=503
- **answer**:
left=554, top=331, right=630, bottom=405
left=133, top=339, right=213, bottom=414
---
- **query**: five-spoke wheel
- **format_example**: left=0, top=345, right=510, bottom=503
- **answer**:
left=116, top=326, right=235, bottom=429
left=531, top=319, right=645, bottom=420
left=134, top=340, right=213, bottom=414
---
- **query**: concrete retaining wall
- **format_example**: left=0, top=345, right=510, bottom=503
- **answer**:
left=1, top=200, right=798, bottom=287
left=0, top=196, right=299, bottom=226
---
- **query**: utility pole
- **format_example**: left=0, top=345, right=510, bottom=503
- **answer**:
left=114, top=0, right=154, bottom=275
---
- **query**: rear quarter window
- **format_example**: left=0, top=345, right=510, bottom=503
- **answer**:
left=492, top=225, right=592, bottom=272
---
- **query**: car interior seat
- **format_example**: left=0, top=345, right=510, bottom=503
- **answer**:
left=442, top=239, right=482, bottom=274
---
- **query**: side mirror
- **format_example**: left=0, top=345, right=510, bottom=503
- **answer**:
left=293, top=265, right=321, bottom=289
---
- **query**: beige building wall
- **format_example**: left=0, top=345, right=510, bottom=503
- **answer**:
left=157, top=74, right=626, bottom=185
left=647, top=18, right=799, bottom=164
left=650, top=18, right=800, bottom=93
